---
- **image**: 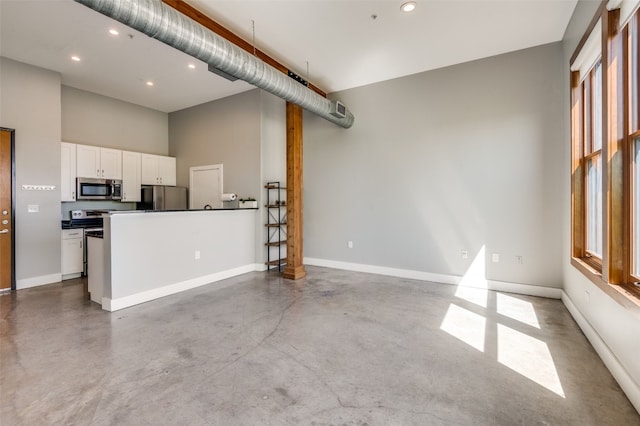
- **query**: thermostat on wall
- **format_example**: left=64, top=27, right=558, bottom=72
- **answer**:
left=330, top=100, right=346, bottom=118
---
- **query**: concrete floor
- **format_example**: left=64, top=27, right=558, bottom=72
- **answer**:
left=1, top=266, right=638, bottom=425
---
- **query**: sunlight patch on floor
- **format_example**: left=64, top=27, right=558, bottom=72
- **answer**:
left=496, top=293, right=540, bottom=329
left=454, top=286, right=488, bottom=308
left=497, top=324, right=565, bottom=397
left=440, top=304, right=486, bottom=352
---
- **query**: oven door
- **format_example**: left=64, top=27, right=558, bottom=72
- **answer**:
left=83, top=227, right=103, bottom=276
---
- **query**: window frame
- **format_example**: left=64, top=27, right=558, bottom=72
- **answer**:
left=571, top=53, right=604, bottom=272
left=570, top=6, right=640, bottom=312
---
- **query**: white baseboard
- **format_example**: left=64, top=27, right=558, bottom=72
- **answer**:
left=303, top=257, right=562, bottom=299
left=16, top=273, right=62, bottom=290
left=102, top=264, right=256, bottom=312
left=561, top=291, right=640, bottom=414
left=254, top=263, right=268, bottom=272
left=62, top=273, right=82, bottom=281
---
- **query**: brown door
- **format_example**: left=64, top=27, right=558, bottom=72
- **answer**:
left=0, top=129, right=14, bottom=291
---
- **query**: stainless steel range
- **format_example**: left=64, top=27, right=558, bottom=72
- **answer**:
left=66, top=210, right=110, bottom=275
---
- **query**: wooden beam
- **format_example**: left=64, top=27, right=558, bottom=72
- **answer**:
left=283, top=102, right=306, bottom=280
left=161, top=0, right=327, bottom=98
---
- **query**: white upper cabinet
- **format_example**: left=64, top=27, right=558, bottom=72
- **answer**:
left=141, top=154, right=176, bottom=186
left=76, top=144, right=122, bottom=179
left=61, top=142, right=77, bottom=202
left=121, top=151, right=141, bottom=202
left=157, top=155, right=176, bottom=186
left=76, top=144, right=100, bottom=178
left=99, top=148, right=122, bottom=180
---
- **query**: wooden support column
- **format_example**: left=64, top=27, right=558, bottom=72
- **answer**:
left=283, top=102, right=307, bottom=280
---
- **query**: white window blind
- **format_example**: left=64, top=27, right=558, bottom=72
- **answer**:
left=570, top=20, right=602, bottom=80
left=608, top=0, right=640, bottom=27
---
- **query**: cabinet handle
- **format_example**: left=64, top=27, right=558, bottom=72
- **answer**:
left=97, top=169, right=100, bottom=177
left=71, top=191, right=75, bottom=199
left=80, top=240, right=83, bottom=248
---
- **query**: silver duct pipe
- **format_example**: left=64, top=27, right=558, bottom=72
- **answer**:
left=74, top=0, right=355, bottom=128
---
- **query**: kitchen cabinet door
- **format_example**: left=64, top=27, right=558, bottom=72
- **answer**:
left=100, top=147, right=122, bottom=180
left=157, top=155, right=176, bottom=186
left=61, top=142, right=77, bottom=202
left=141, top=154, right=176, bottom=186
left=61, top=230, right=83, bottom=277
left=141, top=154, right=158, bottom=185
left=76, top=144, right=100, bottom=178
left=122, top=151, right=141, bottom=202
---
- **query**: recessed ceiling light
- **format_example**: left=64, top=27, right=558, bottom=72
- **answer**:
left=109, top=29, right=119, bottom=36
left=188, top=63, right=196, bottom=69
left=146, top=81, right=154, bottom=86
left=71, top=55, right=81, bottom=62
left=401, top=1, right=416, bottom=12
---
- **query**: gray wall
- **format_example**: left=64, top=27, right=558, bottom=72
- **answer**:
left=259, top=91, right=287, bottom=265
left=561, top=0, right=640, bottom=406
left=0, top=58, right=62, bottom=286
left=62, top=85, right=168, bottom=154
left=169, top=89, right=262, bottom=199
left=303, top=42, right=565, bottom=288
left=60, top=86, right=169, bottom=218
left=0, top=58, right=172, bottom=286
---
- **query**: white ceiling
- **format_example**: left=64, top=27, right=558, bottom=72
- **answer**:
left=0, top=0, right=578, bottom=113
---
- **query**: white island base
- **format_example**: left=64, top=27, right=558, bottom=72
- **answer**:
left=97, top=209, right=257, bottom=311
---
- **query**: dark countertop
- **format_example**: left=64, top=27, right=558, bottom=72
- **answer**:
left=108, top=208, right=259, bottom=214
left=62, top=208, right=258, bottom=228
left=61, top=220, right=103, bottom=229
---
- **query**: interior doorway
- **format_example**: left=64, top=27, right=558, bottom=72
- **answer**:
left=0, top=128, right=15, bottom=291
left=189, top=164, right=223, bottom=210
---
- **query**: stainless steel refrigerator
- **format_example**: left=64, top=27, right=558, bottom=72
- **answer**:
left=139, top=186, right=188, bottom=210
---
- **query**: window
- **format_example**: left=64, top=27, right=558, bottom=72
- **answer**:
left=584, top=61, right=603, bottom=260
left=571, top=5, right=640, bottom=304
left=571, top=30, right=603, bottom=271
left=633, top=137, right=640, bottom=276
left=628, top=13, right=640, bottom=281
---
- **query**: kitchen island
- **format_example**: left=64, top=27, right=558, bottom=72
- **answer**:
left=95, top=209, right=257, bottom=311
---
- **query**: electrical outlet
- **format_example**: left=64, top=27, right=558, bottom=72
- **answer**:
left=195, top=250, right=200, bottom=260
left=347, top=241, right=353, bottom=249
left=492, top=253, right=500, bottom=263
left=461, top=250, right=468, bottom=259
left=516, top=255, right=523, bottom=264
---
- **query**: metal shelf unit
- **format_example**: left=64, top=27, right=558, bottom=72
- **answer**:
left=265, top=181, right=287, bottom=271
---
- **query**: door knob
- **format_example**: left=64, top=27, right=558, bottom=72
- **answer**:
left=0, top=229, right=8, bottom=234
left=2, top=210, right=7, bottom=215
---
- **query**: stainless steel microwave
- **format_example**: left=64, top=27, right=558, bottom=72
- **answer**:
left=76, top=178, right=122, bottom=201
